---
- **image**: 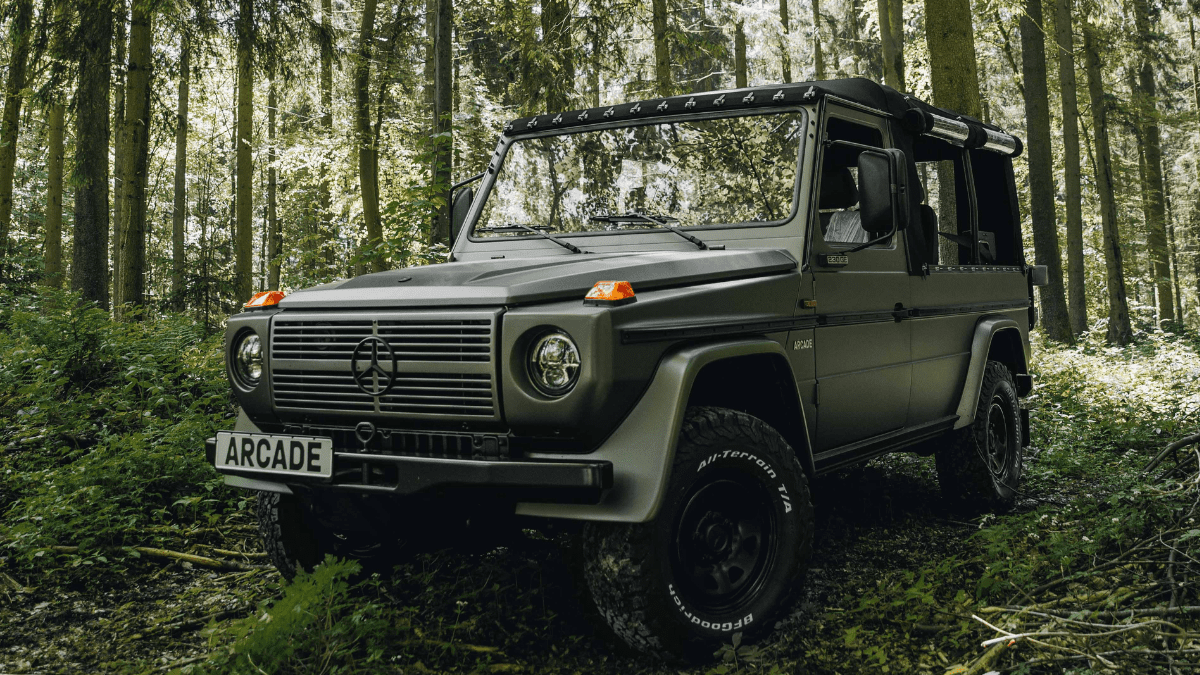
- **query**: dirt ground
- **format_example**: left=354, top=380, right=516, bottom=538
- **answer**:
left=0, top=451, right=1043, bottom=675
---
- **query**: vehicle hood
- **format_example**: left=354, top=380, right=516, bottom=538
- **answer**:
left=278, top=249, right=798, bottom=309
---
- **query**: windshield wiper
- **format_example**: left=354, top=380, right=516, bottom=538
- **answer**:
left=476, top=223, right=586, bottom=254
left=589, top=212, right=719, bottom=250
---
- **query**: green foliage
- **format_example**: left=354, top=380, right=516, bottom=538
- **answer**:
left=0, top=287, right=239, bottom=566
left=197, top=557, right=408, bottom=674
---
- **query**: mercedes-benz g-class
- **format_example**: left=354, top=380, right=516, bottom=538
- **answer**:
left=207, top=77, right=1047, bottom=660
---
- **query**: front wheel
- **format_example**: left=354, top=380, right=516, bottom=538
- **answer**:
left=581, top=407, right=814, bottom=661
left=935, top=361, right=1023, bottom=512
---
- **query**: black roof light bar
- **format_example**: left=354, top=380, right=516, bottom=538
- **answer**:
left=498, top=77, right=1023, bottom=158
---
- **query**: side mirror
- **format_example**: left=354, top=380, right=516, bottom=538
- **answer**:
left=857, top=148, right=910, bottom=235
left=1030, top=264, right=1049, bottom=287
left=450, top=186, right=473, bottom=246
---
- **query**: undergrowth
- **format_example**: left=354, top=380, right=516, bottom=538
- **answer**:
left=0, top=288, right=241, bottom=572
left=5, top=290, right=1200, bottom=674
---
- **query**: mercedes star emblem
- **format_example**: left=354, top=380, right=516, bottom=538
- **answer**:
left=350, top=336, right=395, bottom=396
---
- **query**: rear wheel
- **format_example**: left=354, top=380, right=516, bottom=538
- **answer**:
left=935, top=361, right=1023, bottom=512
left=581, top=407, right=814, bottom=661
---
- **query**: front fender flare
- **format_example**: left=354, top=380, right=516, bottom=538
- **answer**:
left=953, top=315, right=1029, bottom=430
left=515, top=338, right=814, bottom=523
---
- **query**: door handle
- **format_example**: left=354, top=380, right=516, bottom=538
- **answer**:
left=892, top=303, right=912, bottom=322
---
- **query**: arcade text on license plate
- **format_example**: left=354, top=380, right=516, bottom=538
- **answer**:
left=214, top=432, right=334, bottom=478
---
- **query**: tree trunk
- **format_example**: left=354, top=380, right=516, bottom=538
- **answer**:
left=1190, top=17, right=1200, bottom=312
left=1083, top=21, right=1133, bottom=345
left=42, top=101, right=65, bottom=288
left=235, top=0, right=254, bottom=301
left=735, top=21, right=747, bottom=88
left=117, top=4, right=154, bottom=314
left=430, top=0, right=453, bottom=246
left=173, top=39, right=190, bottom=306
left=652, top=0, right=670, bottom=95
left=812, top=0, right=825, bottom=79
left=0, top=0, right=33, bottom=255
left=72, top=0, right=113, bottom=309
left=1055, top=0, right=1086, bottom=334
left=1130, top=0, right=1174, bottom=324
left=1020, top=0, right=1072, bottom=341
left=111, top=0, right=128, bottom=305
left=878, top=0, right=903, bottom=89
left=779, top=0, right=792, bottom=83
left=356, top=0, right=383, bottom=271
left=922, top=0, right=981, bottom=117
left=540, top=0, right=574, bottom=108
left=267, top=70, right=279, bottom=289
left=318, top=0, right=333, bottom=271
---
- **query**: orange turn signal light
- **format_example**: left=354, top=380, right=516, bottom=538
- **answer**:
left=244, top=291, right=286, bottom=310
left=584, top=280, right=636, bottom=307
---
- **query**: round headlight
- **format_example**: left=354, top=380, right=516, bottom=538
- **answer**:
left=528, top=331, right=581, bottom=396
left=233, top=331, right=263, bottom=388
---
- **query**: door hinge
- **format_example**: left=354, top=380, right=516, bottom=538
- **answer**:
left=814, top=381, right=820, bottom=406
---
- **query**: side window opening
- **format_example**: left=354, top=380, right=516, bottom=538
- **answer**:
left=912, top=136, right=973, bottom=265
left=820, top=117, right=885, bottom=246
left=969, top=149, right=1022, bottom=266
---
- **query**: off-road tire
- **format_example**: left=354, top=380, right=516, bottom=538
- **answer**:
left=256, top=491, right=324, bottom=579
left=935, top=361, right=1023, bottom=512
left=581, top=407, right=815, bottom=661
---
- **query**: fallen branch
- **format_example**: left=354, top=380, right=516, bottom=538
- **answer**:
left=44, top=545, right=268, bottom=571
left=1144, top=432, right=1200, bottom=476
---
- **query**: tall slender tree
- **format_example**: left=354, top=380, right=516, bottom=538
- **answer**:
left=429, top=0, right=452, bottom=245
left=1190, top=16, right=1200, bottom=306
left=1083, top=19, right=1133, bottom=345
left=235, top=0, right=255, bottom=300
left=0, top=0, right=34, bottom=253
left=653, top=0, right=670, bottom=95
left=1129, top=0, right=1174, bottom=324
left=1021, top=0, right=1072, bottom=341
left=111, top=0, right=129, bottom=305
left=318, top=0, right=334, bottom=271
left=117, top=2, right=155, bottom=314
left=779, top=0, right=792, bottom=82
left=172, top=36, right=190, bottom=305
left=812, top=0, right=825, bottom=79
left=735, top=20, right=748, bottom=87
left=923, top=0, right=981, bottom=266
left=878, top=0, right=904, bottom=89
left=1055, top=0, right=1086, bottom=334
left=266, top=52, right=279, bottom=288
left=356, top=0, right=383, bottom=270
left=43, top=100, right=65, bottom=288
left=72, top=0, right=113, bottom=308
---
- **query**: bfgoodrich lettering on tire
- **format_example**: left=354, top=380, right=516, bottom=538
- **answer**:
left=581, top=406, right=814, bottom=661
left=935, top=360, right=1023, bottom=512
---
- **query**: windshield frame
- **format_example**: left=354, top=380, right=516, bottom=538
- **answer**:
left=464, top=105, right=810, bottom=243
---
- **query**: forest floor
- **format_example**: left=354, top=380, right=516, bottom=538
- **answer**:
left=3, top=291, right=1200, bottom=674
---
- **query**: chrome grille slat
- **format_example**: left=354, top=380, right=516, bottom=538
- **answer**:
left=269, top=310, right=500, bottom=421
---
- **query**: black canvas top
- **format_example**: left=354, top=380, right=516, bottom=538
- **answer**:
left=502, top=77, right=1011, bottom=139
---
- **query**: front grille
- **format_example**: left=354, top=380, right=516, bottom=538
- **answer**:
left=269, top=310, right=501, bottom=421
left=272, top=318, right=491, bottom=361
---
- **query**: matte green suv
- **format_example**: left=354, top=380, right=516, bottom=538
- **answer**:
left=208, top=77, right=1046, bottom=660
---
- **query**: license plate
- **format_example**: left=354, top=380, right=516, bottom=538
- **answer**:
left=214, top=432, right=334, bottom=478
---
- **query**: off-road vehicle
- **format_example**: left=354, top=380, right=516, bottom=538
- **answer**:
left=207, top=77, right=1047, bottom=660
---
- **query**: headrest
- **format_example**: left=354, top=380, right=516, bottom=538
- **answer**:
left=919, top=203, right=937, bottom=227
left=820, top=166, right=859, bottom=210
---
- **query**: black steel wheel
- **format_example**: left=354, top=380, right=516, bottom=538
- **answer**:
left=581, top=407, right=814, bottom=661
left=935, top=360, right=1023, bottom=512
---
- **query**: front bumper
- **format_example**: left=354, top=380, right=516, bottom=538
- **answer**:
left=205, top=436, right=613, bottom=504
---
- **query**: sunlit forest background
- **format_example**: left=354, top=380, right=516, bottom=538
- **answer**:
left=0, top=0, right=1197, bottom=339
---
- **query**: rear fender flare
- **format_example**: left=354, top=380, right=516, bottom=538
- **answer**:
left=516, top=338, right=814, bottom=523
left=953, top=316, right=1029, bottom=430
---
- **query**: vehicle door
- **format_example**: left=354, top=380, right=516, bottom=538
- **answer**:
left=809, top=106, right=911, bottom=452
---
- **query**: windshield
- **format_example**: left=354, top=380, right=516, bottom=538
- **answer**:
left=473, top=110, right=806, bottom=238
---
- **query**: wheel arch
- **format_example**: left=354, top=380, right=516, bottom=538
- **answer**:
left=953, top=315, right=1030, bottom=430
left=686, top=352, right=816, bottom=477
left=515, top=338, right=814, bottom=523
